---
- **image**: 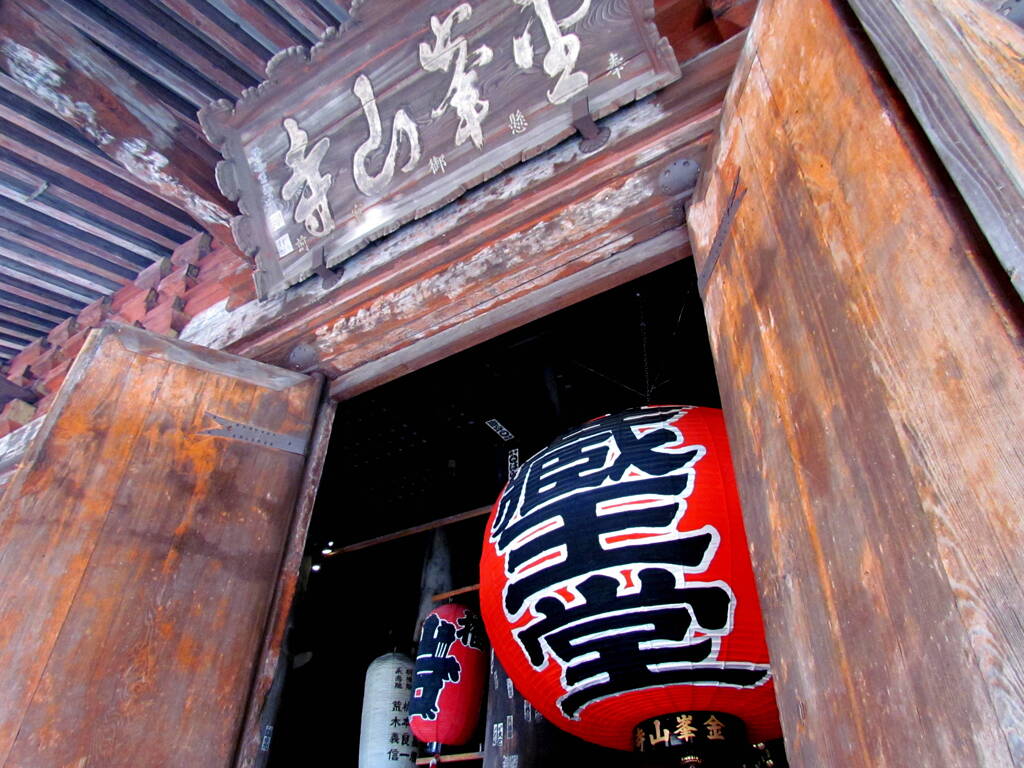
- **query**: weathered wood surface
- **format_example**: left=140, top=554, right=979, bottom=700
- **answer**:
left=181, top=34, right=744, bottom=398
left=0, top=0, right=234, bottom=237
left=200, top=0, right=681, bottom=298
left=0, top=324, right=320, bottom=767
left=0, top=72, right=200, bottom=242
left=687, top=0, right=1024, bottom=765
left=846, top=0, right=1024, bottom=300
left=233, top=387, right=335, bottom=768
left=0, top=417, right=39, bottom=492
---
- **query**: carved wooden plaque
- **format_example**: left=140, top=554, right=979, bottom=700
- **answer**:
left=200, top=0, right=680, bottom=298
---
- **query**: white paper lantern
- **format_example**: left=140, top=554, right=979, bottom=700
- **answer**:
left=359, top=653, right=417, bottom=768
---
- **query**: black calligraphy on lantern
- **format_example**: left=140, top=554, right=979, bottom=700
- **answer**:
left=410, top=614, right=461, bottom=720
left=455, top=610, right=486, bottom=651
left=490, top=407, right=771, bottom=719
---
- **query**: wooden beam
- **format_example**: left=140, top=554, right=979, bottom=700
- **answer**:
left=847, top=0, right=1024, bottom=300
left=0, top=320, right=41, bottom=343
left=329, top=227, right=689, bottom=400
left=0, top=180, right=166, bottom=264
left=0, top=339, right=25, bottom=356
left=0, top=204, right=151, bottom=273
left=35, top=0, right=228, bottom=106
left=155, top=0, right=269, bottom=84
left=95, top=0, right=263, bottom=89
left=214, top=0, right=308, bottom=51
left=0, top=306, right=54, bottom=334
left=0, top=151, right=184, bottom=252
left=0, top=161, right=176, bottom=259
left=0, top=274, right=85, bottom=315
left=0, top=218, right=137, bottom=297
left=0, top=332, right=30, bottom=350
left=232, top=385, right=333, bottom=768
left=0, top=250, right=103, bottom=304
left=0, top=0, right=235, bottom=239
left=0, top=298, right=63, bottom=327
left=0, top=94, right=200, bottom=239
left=431, top=584, right=480, bottom=603
left=0, top=230, right=130, bottom=290
left=329, top=505, right=492, bottom=555
left=269, top=0, right=334, bottom=40
left=0, top=73, right=200, bottom=238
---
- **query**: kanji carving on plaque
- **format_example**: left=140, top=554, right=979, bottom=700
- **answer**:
left=352, top=74, right=422, bottom=196
left=281, top=118, right=334, bottom=237
left=512, top=0, right=591, bottom=104
left=419, top=3, right=494, bottom=149
left=199, top=0, right=680, bottom=298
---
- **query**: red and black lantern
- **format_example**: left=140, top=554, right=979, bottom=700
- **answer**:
left=409, top=603, right=487, bottom=749
left=479, top=406, right=781, bottom=752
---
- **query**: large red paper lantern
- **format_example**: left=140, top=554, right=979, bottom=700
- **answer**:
left=479, top=406, right=781, bottom=750
left=409, top=603, right=487, bottom=747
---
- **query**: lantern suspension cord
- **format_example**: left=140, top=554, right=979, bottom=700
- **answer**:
left=647, top=301, right=687, bottom=396
left=638, top=290, right=651, bottom=403
left=569, top=359, right=645, bottom=397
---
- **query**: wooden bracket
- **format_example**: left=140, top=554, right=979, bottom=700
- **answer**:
left=697, top=170, right=746, bottom=297
left=199, top=412, right=309, bottom=455
left=572, top=95, right=611, bottom=154
left=312, top=248, right=342, bottom=290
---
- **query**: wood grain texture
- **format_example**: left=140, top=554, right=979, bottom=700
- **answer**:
left=0, top=417, right=39, bottom=492
left=233, top=387, right=335, bottom=768
left=0, top=325, right=320, bottom=767
left=846, top=0, right=1024, bottom=300
left=0, top=71, right=199, bottom=241
left=199, top=0, right=681, bottom=298
left=687, top=0, right=1024, bottom=764
left=0, top=0, right=234, bottom=236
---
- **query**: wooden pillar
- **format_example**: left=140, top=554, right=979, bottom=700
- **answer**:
left=687, top=0, right=1024, bottom=765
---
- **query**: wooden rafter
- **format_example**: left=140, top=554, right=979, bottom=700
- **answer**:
left=0, top=307, right=54, bottom=334
left=154, top=0, right=270, bottom=84
left=37, top=0, right=228, bottom=107
left=0, top=213, right=136, bottom=282
left=0, top=233, right=125, bottom=292
left=0, top=0, right=235, bottom=239
left=214, top=0, right=309, bottom=50
left=0, top=205, right=150, bottom=274
left=0, top=248, right=105, bottom=303
left=0, top=107, right=199, bottom=241
left=269, top=0, right=336, bottom=40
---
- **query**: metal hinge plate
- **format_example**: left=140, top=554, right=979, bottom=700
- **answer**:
left=199, top=412, right=307, bottom=455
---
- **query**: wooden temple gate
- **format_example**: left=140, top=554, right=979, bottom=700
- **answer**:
left=0, top=0, right=1020, bottom=766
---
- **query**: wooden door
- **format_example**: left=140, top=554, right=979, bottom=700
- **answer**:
left=0, top=323, right=322, bottom=768
left=687, top=0, right=1024, bottom=766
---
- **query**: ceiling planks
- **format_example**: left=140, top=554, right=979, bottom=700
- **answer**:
left=0, top=0, right=234, bottom=234
left=0, top=0, right=362, bottom=359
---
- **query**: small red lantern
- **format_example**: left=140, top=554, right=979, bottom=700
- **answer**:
left=479, top=406, right=780, bottom=750
left=409, top=603, right=487, bottom=748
